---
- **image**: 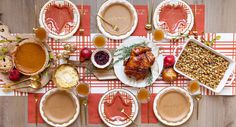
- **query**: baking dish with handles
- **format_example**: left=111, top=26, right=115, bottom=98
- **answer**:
left=173, top=38, right=235, bottom=93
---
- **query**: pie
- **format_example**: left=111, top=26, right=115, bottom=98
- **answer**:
left=14, top=42, right=48, bottom=75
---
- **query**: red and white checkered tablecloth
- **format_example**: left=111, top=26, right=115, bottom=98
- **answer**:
left=54, top=32, right=236, bottom=96
left=1, top=33, right=235, bottom=97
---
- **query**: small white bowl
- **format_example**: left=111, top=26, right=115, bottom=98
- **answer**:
left=91, top=49, right=112, bottom=69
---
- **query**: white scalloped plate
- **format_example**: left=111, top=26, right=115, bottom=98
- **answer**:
left=97, top=0, right=138, bottom=40
left=39, top=0, right=80, bottom=40
left=98, top=89, right=139, bottom=127
left=153, top=87, right=194, bottom=126
left=39, top=88, right=80, bottom=127
left=153, top=0, right=194, bottom=39
left=113, top=37, right=164, bottom=88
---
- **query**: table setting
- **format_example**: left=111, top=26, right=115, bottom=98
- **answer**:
left=0, top=0, right=235, bottom=127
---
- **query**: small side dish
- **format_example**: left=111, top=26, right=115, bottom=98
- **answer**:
left=53, top=64, right=79, bottom=89
left=91, top=49, right=112, bottom=69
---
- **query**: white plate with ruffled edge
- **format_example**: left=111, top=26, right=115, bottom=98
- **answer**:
left=98, top=89, right=139, bottom=127
left=39, top=0, right=80, bottom=40
left=97, top=0, right=138, bottom=40
left=113, top=37, right=164, bottom=88
left=153, top=0, right=194, bottom=39
left=39, top=88, right=80, bottom=127
left=153, top=87, right=194, bottom=126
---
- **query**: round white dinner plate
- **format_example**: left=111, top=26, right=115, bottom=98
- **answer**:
left=153, top=0, right=194, bottom=39
left=97, top=0, right=138, bottom=40
left=153, top=87, right=194, bottom=126
left=113, top=37, right=164, bottom=88
left=98, top=89, right=139, bottom=127
left=39, top=0, right=80, bottom=40
left=39, top=88, right=80, bottom=127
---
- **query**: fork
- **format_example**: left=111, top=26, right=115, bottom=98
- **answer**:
left=34, top=94, right=39, bottom=127
left=120, top=108, right=138, bottom=126
left=97, top=15, right=119, bottom=32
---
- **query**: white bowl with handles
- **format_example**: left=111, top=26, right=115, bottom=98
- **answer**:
left=173, top=38, right=235, bottom=93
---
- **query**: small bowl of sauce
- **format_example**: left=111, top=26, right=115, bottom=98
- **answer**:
left=91, top=49, right=112, bottom=69
left=93, top=34, right=107, bottom=48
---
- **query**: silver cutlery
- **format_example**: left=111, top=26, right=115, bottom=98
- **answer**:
left=97, top=15, right=119, bottom=31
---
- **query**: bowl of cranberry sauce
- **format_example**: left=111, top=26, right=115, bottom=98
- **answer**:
left=91, top=49, right=112, bottom=69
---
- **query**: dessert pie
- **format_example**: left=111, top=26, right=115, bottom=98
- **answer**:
left=13, top=41, right=48, bottom=75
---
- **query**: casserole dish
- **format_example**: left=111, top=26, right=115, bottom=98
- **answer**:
left=174, top=38, right=235, bottom=93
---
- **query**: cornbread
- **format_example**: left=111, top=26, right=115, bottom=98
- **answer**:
left=54, top=64, right=79, bottom=88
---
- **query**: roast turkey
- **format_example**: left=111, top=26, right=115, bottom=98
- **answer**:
left=124, top=46, right=155, bottom=80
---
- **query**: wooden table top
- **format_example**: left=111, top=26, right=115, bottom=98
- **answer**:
left=0, top=0, right=236, bottom=127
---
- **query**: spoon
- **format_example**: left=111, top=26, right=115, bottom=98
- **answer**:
left=195, top=94, right=202, bottom=120
left=145, top=0, right=153, bottom=30
left=3, top=81, right=41, bottom=92
left=3, top=75, right=40, bottom=88
left=120, top=108, right=138, bottom=126
left=82, top=99, right=88, bottom=127
left=79, top=0, right=85, bottom=34
left=97, top=15, right=119, bottom=31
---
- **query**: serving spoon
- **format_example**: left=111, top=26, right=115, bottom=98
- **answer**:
left=97, top=15, right=119, bottom=32
left=3, top=75, right=40, bottom=88
left=195, top=94, right=202, bottom=120
left=3, top=81, right=41, bottom=92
